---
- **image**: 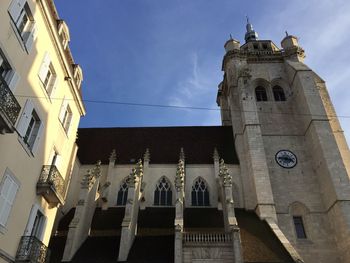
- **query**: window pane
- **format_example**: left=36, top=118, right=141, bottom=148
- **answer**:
left=191, top=190, right=197, bottom=206
left=160, top=190, right=166, bottom=205
left=293, top=216, right=307, bottom=238
left=154, top=189, right=160, bottom=205
left=167, top=191, right=172, bottom=206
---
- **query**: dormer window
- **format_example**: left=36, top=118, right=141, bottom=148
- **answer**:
left=73, top=64, right=83, bottom=89
left=57, top=20, right=70, bottom=50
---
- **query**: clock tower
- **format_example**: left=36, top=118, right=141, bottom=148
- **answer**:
left=217, top=21, right=350, bottom=263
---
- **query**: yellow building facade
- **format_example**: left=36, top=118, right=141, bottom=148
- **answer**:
left=0, top=0, right=85, bottom=262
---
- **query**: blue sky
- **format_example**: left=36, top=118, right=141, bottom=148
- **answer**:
left=55, top=0, right=350, bottom=143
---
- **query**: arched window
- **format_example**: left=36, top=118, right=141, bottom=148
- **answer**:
left=191, top=177, right=209, bottom=206
left=255, top=86, right=268, bottom=101
left=154, top=177, right=172, bottom=206
left=116, top=179, right=128, bottom=206
left=273, top=86, right=286, bottom=101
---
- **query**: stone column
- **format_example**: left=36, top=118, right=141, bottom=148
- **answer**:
left=62, top=161, right=101, bottom=262
left=219, top=159, right=243, bottom=263
left=118, top=161, right=142, bottom=262
left=174, top=151, right=185, bottom=263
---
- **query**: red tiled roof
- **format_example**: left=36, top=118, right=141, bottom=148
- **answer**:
left=76, top=126, right=239, bottom=165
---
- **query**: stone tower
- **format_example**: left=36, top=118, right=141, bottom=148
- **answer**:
left=217, top=21, right=350, bottom=262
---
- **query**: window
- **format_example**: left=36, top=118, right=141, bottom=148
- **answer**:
left=116, top=179, right=128, bottom=206
left=57, top=20, right=70, bottom=50
left=8, top=0, right=37, bottom=52
left=273, top=86, right=286, bottom=101
left=23, top=110, right=40, bottom=149
left=0, top=169, right=19, bottom=228
left=17, top=100, right=44, bottom=154
left=23, top=204, right=46, bottom=240
left=73, top=64, right=83, bottom=89
left=59, top=101, right=72, bottom=134
left=191, top=177, right=209, bottom=206
left=293, top=216, right=307, bottom=239
left=255, top=86, right=267, bottom=101
left=0, top=50, right=20, bottom=91
left=154, top=177, right=172, bottom=206
left=38, top=53, right=58, bottom=97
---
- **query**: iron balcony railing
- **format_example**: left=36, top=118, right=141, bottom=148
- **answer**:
left=15, top=236, right=50, bottom=263
left=36, top=165, right=67, bottom=205
left=0, top=74, right=21, bottom=128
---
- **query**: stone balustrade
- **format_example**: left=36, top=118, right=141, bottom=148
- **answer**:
left=183, top=232, right=232, bottom=244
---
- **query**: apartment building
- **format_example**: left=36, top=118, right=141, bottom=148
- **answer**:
left=0, top=0, right=85, bottom=262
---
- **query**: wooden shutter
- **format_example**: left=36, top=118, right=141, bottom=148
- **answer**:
left=8, top=0, right=26, bottom=22
left=16, top=99, right=34, bottom=137
left=38, top=52, right=50, bottom=84
left=24, top=22, right=38, bottom=53
left=8, top=71, right=20, bottom=91
left=49, top=75, right=59, bottom=97
left=31, top=121, right=44, bottom=155
left=59, top=98, right=68, bottom=123
left=0, top=174, right=19, bottom=227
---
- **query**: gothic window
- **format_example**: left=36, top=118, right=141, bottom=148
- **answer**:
left=154, top=177, right=172, bottom=206
left=293, top=216, right=307, bottom=239
left=191, top=177, right=210, bottom=206
left=255, top=86, right=267, bottom=101
left=116, top=179, right=128, bottom=206
left=273, top=86, right=286, bottom=101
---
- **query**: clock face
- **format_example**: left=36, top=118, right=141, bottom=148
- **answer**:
left=275, top=150, right=297, bottom=168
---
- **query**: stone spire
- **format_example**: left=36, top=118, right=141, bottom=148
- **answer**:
left=136, top=159, right=143, bottom=178
left=175, top=159, right=185, bottom=191
left=179, top=147, right=185, bottom=162
left=109, top=149, right=116, bottom=162
left=244, top=16, right=259, bottom=43
left=143, top=148, right=150, bottom=162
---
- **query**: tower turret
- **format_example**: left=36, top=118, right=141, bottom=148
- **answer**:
left=244, top=17, right=258, bottom=42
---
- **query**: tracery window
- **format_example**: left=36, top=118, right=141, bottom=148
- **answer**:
left=116, top=179, right=128, bottom=206
left=273, top=86, right=286, bottom=101
left=191, top=177, right=210, bottom=206
left=154, top=177, right=172, bottom=206
left=255, top=86, right=267, bottom=101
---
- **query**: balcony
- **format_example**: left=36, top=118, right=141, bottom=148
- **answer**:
left=36, top=165, right=67, bottom=206
left=15, top=236, right=50, bottom=263
left=0, top=75, right=21, bottom=134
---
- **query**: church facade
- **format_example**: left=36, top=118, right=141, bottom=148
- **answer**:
left=49, top=22, right=350, bottom=263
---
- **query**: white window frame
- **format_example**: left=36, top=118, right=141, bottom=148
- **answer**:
left=8, top=0, right=38, bottom=53
left=38, top=52, right=58, bottom=98
left=24, top=204, right=47, bottom=241
left=0, top=168, right=20, bottom=233
left=59, top=99, right=72, bottom=135
left=0, top=48, right=20, bottom=91
left=16, top=99, right=44, bottom=155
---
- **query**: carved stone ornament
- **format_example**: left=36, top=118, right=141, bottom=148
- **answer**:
left=127, top=168, right=137, bottom=187
left=219, top=159, right=232, bottom=186
left=175, top=159, right=185, bottom=191
left=237, top=66, right=251, bottom=79
left=192, top=247, right=222, bottom=260
left=81, top=169, right=95, bottom=189
left=136, top=159, right=143, bottom=178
